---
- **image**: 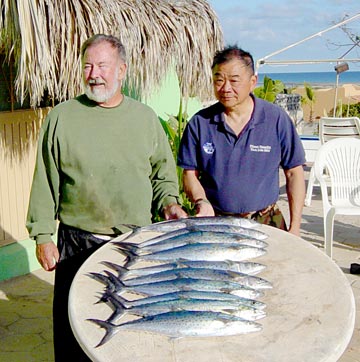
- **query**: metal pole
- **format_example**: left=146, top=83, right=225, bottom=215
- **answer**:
left=333, top=72, right=340, bottom=117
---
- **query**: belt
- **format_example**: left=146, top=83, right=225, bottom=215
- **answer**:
left=215, top=203, right=277, bottom=219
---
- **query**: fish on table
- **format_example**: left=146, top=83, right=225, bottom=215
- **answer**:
left=115, top=231, right=268, bottom=255
left=114, top=215, right=264, bottom=241
left=132, top=224, right=269, bottom=248
left=103, top=267, right=272, bottom=290
left=102, top=290, right=267, bottom=310
left=105, top=293, right=266, bottom=323
left=86, top=217, right=271, bottom=346
left=118, top=242, right=267, bottom=267
left=101, top=259, right=267, bottom=278
left=89, top=310, right=262, bottom=346
left=89, top=273, right=265, bottom=299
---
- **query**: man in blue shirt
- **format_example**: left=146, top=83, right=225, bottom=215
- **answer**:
left=178, top=46, right=306, bottom=235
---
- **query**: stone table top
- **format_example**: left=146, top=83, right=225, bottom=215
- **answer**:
left=69, top=224, right=355, bottom=362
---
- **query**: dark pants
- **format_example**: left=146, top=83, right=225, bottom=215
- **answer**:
left=53, top=224, right=112, bottom=362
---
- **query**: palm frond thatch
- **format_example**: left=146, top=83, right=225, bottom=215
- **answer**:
left=0, top=0, right=224, bottom=107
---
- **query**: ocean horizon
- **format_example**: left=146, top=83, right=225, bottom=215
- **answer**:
left=257, top=71, right=360, bottom=87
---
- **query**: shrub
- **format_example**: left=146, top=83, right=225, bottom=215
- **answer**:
left=329, top=102, right=360, bottom=117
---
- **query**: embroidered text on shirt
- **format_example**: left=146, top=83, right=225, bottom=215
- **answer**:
left=250, top=144, right=271, bottom=153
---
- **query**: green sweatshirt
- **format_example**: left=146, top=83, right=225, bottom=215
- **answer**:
left=26, top=95, right=179, bottom=243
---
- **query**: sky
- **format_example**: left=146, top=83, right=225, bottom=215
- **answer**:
left=207, top=0, right=360, bottom=73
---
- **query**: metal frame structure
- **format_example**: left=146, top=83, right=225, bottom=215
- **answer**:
left=255, top=13, right=360, bottom=75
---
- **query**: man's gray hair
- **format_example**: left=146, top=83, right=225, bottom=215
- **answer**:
left=81, top=34, right=126, bottom=63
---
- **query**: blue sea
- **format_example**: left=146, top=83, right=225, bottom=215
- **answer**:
left=257, top=71, right=360, bottom=87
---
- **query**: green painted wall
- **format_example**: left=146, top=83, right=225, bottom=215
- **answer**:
left=0, top=239, right=38, bottom=281
left=145, top=70, right=202, bottom=120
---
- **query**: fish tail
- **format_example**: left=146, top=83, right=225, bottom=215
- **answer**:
left=116, top=248, right=138, bottom=267
left=112, top=224, right=142, bottom=242
left=106, top=295, right=127, bottom=322
left=120, top=223, right=142, bottom=230
left=101, top=261, right=129, bottom=276
left=87, top=272, right=114, bottom=290
left=99, top=280, right=126, bottom=302
left=103, top=270, right=126, bottom=290
left=110, top=294, right=131, bottom=308
left=87, top=319, right=119, bottom=347
left=101, top=261, right=129, bottom=277
left=113, top=241, right=139, bottom=254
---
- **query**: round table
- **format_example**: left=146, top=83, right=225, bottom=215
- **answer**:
left=69, top=224, right=355, bottom=362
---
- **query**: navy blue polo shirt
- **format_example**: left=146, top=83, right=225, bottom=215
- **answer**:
left=178, top=96, right=306, bottom=214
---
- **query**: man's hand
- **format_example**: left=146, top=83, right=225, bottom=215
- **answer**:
left=288, top=225, right=301, bottom=237
left=195, top=199, right=215, bottom=217
left=163, top=203, right=188, bottom=220
left=36, top=242, right=60, bottom=271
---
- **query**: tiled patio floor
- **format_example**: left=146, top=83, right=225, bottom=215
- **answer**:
left=0, top=166, right=359, bottom=362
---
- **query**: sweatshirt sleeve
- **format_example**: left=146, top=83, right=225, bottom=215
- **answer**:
left=26, top=112, right=60, bottom=243
left=149, top=115, right=180, bottom=212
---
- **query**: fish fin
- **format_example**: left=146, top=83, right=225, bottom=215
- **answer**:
left=179, top=285, right=193, bottom=292
left=219, top=287, right=233, bottom=294
left=175, top=258, right=189, bottom=266
left=222, top=309, right=235, bottom=315
left=228, top=270, right=246, bottom=278
left=87, top=319, right=119, bottom=347
left=120, top=223, right=142, bottom=230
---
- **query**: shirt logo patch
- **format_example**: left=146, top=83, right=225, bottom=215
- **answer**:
left=203, top=142, right=215, bottom=154
left=250, top=144, right=272, bottom=153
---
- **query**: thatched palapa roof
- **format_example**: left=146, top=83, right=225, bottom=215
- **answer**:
left=0, top=0, right=224, bottom=108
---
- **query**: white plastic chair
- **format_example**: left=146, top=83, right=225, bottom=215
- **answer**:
left=314, top=137, right=360, bottom=258
left=305, top=116, right=360, bottom=206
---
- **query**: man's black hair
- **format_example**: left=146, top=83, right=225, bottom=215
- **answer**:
left=212, top=45, right=254, bottom=74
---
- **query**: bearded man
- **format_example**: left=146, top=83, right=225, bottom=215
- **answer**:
left=27, top=34, right=186, bottom=361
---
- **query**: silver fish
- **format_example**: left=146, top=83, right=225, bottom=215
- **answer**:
left=115, top=228, right=191, bottom=248
left=89, top=311, right=262, bottom=346
left=104, top=290, right=267, bottom=310
left=102, top=260, right=266, bottom=278
left=117, top=216, right=262, bottom=241
left=118, top=231, right=268, bottom=255
left=186, top=224, right=268, bottom=240
left=119, top=243, right=267, bottom=266
left=119, top=267, right=272, bottom=290
left=106, top=294, right=266, bottom=322
left=136, top=225, right=268, bottom=248
left=90, top=273, right=264, bottom=299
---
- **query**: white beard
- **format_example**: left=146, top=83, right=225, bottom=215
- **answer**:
left=85, top=79, right=120, bottom=103
left=84, top=67, right=121, bottom=103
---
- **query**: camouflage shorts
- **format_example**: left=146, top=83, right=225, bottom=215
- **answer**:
left=248, top=204, right=288, bottom=231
